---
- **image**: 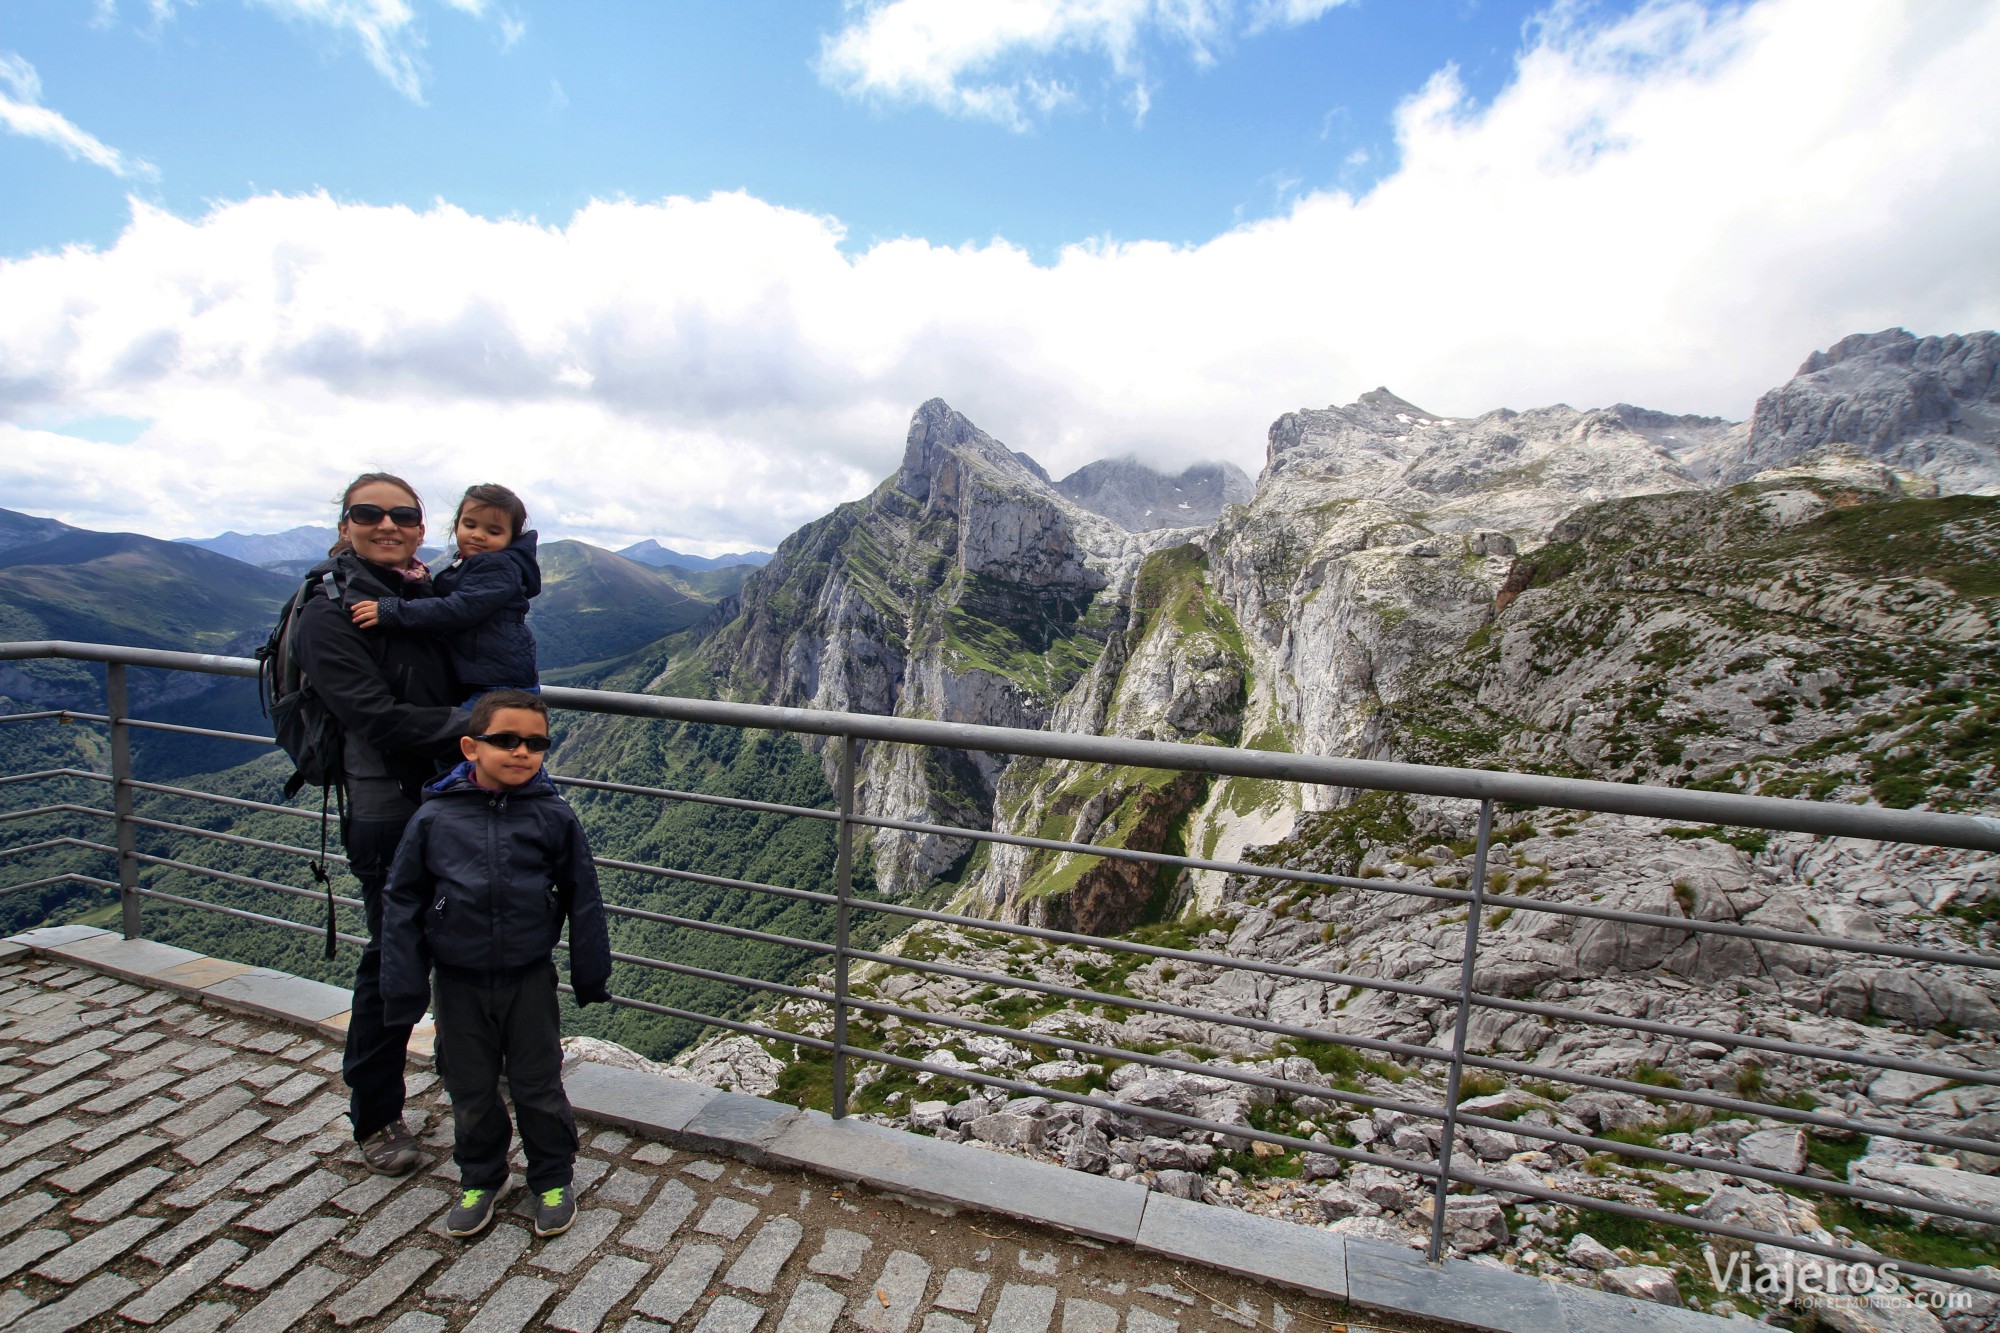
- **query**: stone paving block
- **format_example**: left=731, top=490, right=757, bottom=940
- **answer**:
left=72, top=1095, right=180, bottom=1149
left=565, top=1060, right=719, bottom=1137
left=239, top=1168, right=345, bottom=1233
left=695, top=1195, right=760, bottom=1241
left=23, top=1028, right=117, bottom=1066
left=853, top=1251, right=931, bottom=1333
left=622, top=1177, right=698, bottom=1253
left=635, top=1242, right=726, bottom=1323
left=769, top=1111, right=1149, bottom=1244
left=241, top=1030, right=296, bottom=1054
left=48, top=1131, right=167, bottom=1193
left=72, top=1165, right=172, bottom=1223
left=0, top=1119, right=81, bottom=1169
left=935, top=1269, right=989, bottom=1314
left=111, top=1029, right=166, bottom=1052
left=731, top=1176, right=774, bottom=1198
left=1, top=1078, right=109, bottom=1124
left=224, top=1215, right=348, bottom=1291
left=343, top=1185, right=449, bottom=1258
left=241, top=1149, right=323, bottom=1194
left=263, top=1091, right=347, bottom=1143
left=96, top=982, right=145, bottom=1006
left=119, top=1238, right=247, bottom=1324
left=110, top=1041, right=195, bottom=1082
left=170, top=1046, right=234, bottom=1074
left=428, top=1222, right=532, bottom=1300
left=0, top=1229, right=69, bottom=1281
left=683, top=1160, right=726, bottom=1182
left=806, top=1227, right=872, bottom=1280
left=16, top=1050, right=110, bottom=1094
left=161, top=1083, right=254, bottom=1134
left=9, top=1270, right=139, bottom=1333
left=156, top=1304, right=235, bottom=1333
left=634, top=1142, right=677, bottom=1165
left=988, top=1284, right=1060, bottom=1333
left=1136, top=1193, right=1348, bottom=1300
left=0, top=1192, right=54, bottom=1241
left=202, top=969, right=352, bottom=1025
left=597, top=1166, right=657, bottom=1206
left=330, top=1167, right=418, bottom=1213
left=175, top=1109, right=273, bottom=1165
left=775, top=1281, right=845, bottom=1333
left=160, top=1148, right=269, bottom=1208
left=918, top=1316, right=973, bottom=1333
left=679, top=1091, right=801, bottom=1164
left=548, top=1254, right=650, bottom=1333
left=138, top=1201, right=251, bottom=1267
left=529, top=1208, right=622, bottom=1275
left=33, top=1215, right=163, bottom=1283
left=327, top=1245, right=440, bottom=1326
left=0, top=1160, right=56, bottom=1199
left=694, top=1295, right=767, bottom=1333
left=592, top=1130, right=633, bottom=1154
left=726, top=1216, right=805, bottom=1295
left=1016, top=1252, right=1057, bottom=1277
left=230, top=1263, right=348, bottom=1333
left=169, top=1061, right=261, bottom=1105
left=383, top=1316, right=448, bottom=1333
left=261, top=1070, right=325, bottom=1107
left=1061, top=1299, right=1119, bottom=1333
left=462, top=1275, right=556, bottom=1333
left=87, top=1070, right=179, bottom=1114
left=1126, top=1310, right=1180, bottom=1333
left=1344, top=1237, right=1567, bottom=1333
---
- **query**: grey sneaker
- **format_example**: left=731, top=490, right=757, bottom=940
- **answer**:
left=358, top=1119, right=419, bottom=1176
left=533, top=1185, right=576, bottom=1238
left=446, top=1186, right=498, bottom=1239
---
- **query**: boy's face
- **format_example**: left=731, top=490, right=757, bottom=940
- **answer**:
left=460, top=706, right=549, bottom=789
left=455, top=503, right=514, bottom=557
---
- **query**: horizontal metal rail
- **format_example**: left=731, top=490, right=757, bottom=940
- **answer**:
left=7, top=639, right=2000, bottom=1293
left=133, top=887, right=367, bottom=946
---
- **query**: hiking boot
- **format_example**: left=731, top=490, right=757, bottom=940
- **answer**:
left=533, top=1185, right=576, bottom=1238
left=446, top=1187, right=499, bottom=1238
left=358, top=1119, right=419, bottom=1176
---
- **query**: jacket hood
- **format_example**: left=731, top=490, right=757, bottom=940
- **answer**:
left=308, top=551, right=418, bottom=599
left=423, top=759, right=558, bottom=799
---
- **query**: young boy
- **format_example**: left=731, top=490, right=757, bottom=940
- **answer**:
left=379, top=689, right=611, bottom=1239
left=352, top=483, right=542, bottom=699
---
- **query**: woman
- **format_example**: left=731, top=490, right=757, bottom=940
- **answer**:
left=294, top=472, right=466, bottom=1174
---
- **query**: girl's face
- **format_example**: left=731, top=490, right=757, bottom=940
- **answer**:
left=338, top=481, right=424, bottom=569
left=455, top=503, right=514, bottom=557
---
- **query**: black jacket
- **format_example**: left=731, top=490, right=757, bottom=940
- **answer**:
left=376, top=532, right=541, bottom=689
left=378, top=762, right=613, bottom=1026
left=291, top=554, right=464, bottom=803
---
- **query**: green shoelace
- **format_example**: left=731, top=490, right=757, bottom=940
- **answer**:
left=540, top=1187, right=568, bottom=1207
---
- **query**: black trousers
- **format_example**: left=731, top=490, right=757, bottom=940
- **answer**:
left=342, top=816, right=416, bottom=1143
left=433, top=962, right=578, bottom=1194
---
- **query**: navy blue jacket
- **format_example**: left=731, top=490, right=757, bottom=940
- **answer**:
left=379, top=762, right=612, bottom=1026
left=377, top=532, right=542, bottom=689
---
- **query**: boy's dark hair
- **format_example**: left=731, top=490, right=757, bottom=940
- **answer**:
left=469, top=689, right=548, bottom=735
left=457, top=483, right=529, bottom=539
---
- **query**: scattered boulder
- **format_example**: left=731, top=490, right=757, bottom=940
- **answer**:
left=664, top=1035, right=784, bottom=1096
left=1419, top=1194, right=1508, bottom=1254
left=1736, top=1127, right=1808, bottom=1176
left=1849, top=1160, right=2000, bottom=1237
left=1565, top=1233, right=1620, bottom=1271
left=1597, top=1266, right=1683, bottom=1307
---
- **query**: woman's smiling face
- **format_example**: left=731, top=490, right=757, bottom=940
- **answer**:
left=339, top=480, right=425, bottom=568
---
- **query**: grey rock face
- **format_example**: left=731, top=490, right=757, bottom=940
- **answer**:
left=1054, top=458, right=1255, bottom=532
left=1723, top=328, right=2000, bottom=491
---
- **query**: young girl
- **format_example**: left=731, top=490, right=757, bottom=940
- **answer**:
left=352, top=483, right=541, bottom=698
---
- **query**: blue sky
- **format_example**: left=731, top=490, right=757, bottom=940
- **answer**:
left=2, top=1, right=1998, bottom=552
left=7, top=1, right=1566, bottom=262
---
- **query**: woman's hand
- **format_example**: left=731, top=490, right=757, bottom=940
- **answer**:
left=350, top=600, right=381, bottom=629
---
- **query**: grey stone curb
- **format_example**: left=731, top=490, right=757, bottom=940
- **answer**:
left=6, top=926, right=1736, bottom=1333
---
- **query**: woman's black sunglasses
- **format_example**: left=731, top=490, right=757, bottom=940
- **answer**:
left=343, top=503, right=423, bottom=527
left=469, top=732, right=552, bottom=753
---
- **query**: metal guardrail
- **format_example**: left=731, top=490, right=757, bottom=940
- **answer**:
left=4, top=638, right=2000, bottom=1298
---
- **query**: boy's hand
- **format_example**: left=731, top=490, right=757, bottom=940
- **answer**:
left=576, top=983, right=611, bottom=1007
left=350, top=600, right=380, bottom=628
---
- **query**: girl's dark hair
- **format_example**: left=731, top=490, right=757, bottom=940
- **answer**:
left=456, top=484, right=528, bottom=540
left=328, top=472, right=424, bottom=557
left=468, top=689, right=547, bottom=734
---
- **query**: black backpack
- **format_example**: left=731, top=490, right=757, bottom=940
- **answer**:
left=256, top=568, right=348, bottom=959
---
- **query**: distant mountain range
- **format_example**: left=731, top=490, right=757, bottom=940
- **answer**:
left=617, top=540, right=771, bottom=572
left=177, top=526, right=335, bottom=566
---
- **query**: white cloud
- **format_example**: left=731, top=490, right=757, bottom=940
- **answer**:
left=817, top=0, right=1348, bottom=129
left=3, top=0, right=1999, bottom=554
left=0, top=52, right=158, bottom=180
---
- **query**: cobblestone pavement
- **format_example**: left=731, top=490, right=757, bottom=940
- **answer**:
left=0, top=958, right=1442, bottom=1333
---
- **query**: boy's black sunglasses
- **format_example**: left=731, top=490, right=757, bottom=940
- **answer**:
left=469, top=732, right=552, bottom=753
left=343, top=503, right=423, bottom=528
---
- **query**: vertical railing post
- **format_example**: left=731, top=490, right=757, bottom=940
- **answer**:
left=106, top=663, right=140, bottom=940
left=830, top=734, right=857, bottom=1120
left=1427, top=797, right=1494, bottom=1263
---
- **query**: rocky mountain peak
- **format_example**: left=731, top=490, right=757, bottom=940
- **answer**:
left=895, top=398, right=1053, bottom=511
left=1727, top=328, right=2000, bottom=489
left=1054, top=457, right=1255, bottom=531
